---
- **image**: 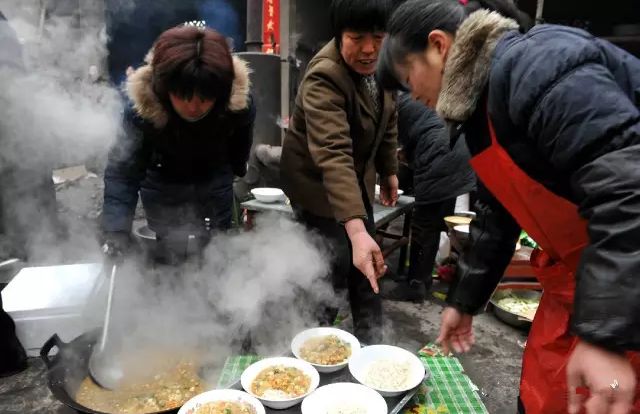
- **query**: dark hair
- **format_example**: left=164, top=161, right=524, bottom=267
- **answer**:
left=377, top=38, right=409, bottom=91
left=388, top=0, right=532, bottom=63
left=330, top=0, right=394, bottom=45
left=152, top=26, right=235, bottom=107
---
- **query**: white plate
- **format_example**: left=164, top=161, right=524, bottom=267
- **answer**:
left=251, top=187, right=285, bottom=203
left=291, top=327, right=361, bottom=373
left=241, top=357, right=320, bottom=410
left=178, top=389, right=265, bottom=414
left=348, top=345, right=426, bottom=397
left=301, top=383, right=387, bottom=414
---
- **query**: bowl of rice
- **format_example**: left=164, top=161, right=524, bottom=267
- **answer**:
left=241, top=357, right=320, bottom=410
left=348, top=345, right=426, bottom=397
left=301, top=383, right=387, bottom=414
left=291, top=327, right=361, bottom=373
left=178, top=389, right=265, bottom=414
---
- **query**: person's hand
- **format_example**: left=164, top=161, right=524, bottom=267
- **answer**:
left=345, top=219, right=387, bottom=293
left=380, top=175, right=399, bottom=207
left=567, top=341, right=636, bottom=414
left=436, top=307, right=475, bottom=354
left=101, top=231, right=130, bottom=261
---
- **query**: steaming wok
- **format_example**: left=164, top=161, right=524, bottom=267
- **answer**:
left=40, top=331, right=194, bottom=414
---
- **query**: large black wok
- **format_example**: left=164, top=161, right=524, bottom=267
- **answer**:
left=40, top=331, right=180, bottom=414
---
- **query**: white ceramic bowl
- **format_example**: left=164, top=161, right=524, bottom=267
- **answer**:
left=348, top=345, right=426, bottom=397
left=251, top=188, right=285, bottom=203
left=241, top=357, right=320, bottom=410
left=291, top=327, right=361, bottom=373
left=301, top=382, right=387, bottom=414
left=178, top=389, right=265, bottom=414
left=374, top=184, right=404, bottom=197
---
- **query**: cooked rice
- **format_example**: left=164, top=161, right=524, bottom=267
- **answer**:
left=363, top=359, right=411, bottom=391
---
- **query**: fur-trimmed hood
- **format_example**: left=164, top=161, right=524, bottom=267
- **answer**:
left=125, top=52, right=252, bottom=129
left=436, top=10, right=519, bottom=122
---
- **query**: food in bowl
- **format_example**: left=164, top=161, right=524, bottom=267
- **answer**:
left=299, top=335, right=352, bottom=366
left=497, top=293, right=540, bottom=321
left=363, top=359, right=412, bottom=391
left=75, top=360, right=203, bottom=414
left=251, top=365, right=311, bottom=400
left=189, top=400, right=256, bottom=414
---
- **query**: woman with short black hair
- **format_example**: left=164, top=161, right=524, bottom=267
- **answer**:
left=280, top=0, right=398, bottom=343
left=102, top=25, right=255, bottom=265
left=384, top=0, right=640, bottom=412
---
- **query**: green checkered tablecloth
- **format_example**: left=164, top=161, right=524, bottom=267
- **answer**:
left=215, top=345, right=488, bottom=414
left=404, top=346, right=488, bottom=414
left=216, top=355, right=261, bottom=389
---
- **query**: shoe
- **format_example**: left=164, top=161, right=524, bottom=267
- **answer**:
left=381, top=279, right=426, bottom=304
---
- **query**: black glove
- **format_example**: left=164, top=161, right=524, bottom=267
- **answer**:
left=101, top=231, right=131, bottom=260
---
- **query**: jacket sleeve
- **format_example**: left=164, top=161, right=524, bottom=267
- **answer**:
left=302, top=64, right=367, bottom=222
left=514, top=60, right=640, bottom=351
left=446, top=182, right=521, bottom=314
left=101, top=111, right=150, bottom=234
left=229, top=95, right=256, bottom=177
left=375, top=94, right=399, bottom=177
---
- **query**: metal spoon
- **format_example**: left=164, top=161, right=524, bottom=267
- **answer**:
left=88, top=263, right=124, bottom=389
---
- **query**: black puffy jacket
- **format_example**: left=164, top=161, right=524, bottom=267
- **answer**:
left=438, top=11, right=640, bottom=352
left=102, top=54, right=255, bottom=234
left=397, top=93, right=475, bottom=205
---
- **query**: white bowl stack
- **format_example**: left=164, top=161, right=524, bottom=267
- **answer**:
left=291, top=327, right=361, bottom=373
left=250, top=188, right=285, bottom=203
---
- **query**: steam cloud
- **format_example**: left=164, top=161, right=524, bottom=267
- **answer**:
left=1, top=0, right=338, bottom=386
left=88, top=215, right=337, bottom=385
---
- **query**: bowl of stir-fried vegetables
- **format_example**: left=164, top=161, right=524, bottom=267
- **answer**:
left=178, top=389, right=265, bottom=414
left=490, top=289, right=542, bottom=329
left=241, top=357, right=320, bottom=409
left=291, top=328, right=361, bottom=373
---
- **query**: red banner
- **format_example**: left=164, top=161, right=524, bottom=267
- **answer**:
left=262, top=0, right=280, bottom=54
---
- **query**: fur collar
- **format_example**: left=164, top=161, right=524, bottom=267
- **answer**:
left=125, top=53, right=252, bottom=129
left=436, top=10, right=519, bottom=122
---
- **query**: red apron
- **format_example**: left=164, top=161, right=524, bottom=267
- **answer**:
left=469, top=117, right=640, bottom=413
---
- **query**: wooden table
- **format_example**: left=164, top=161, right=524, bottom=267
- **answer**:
left=240, top=196, right=416, bottom=273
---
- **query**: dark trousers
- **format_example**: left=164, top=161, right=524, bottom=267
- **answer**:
left=141, top=171, right=234, bottom=265
left=295, top=209, right=382, bottom=344
left=409, top=198, right=457, bottom=287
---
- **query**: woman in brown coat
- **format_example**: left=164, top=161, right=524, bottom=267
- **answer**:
left=280, top=0, right=398, bottom=343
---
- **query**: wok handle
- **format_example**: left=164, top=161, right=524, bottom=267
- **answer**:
left=40, top=334, right=65, bottom=369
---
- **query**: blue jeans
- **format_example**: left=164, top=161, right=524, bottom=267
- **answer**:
left=140, top=169, right=234, bottom=264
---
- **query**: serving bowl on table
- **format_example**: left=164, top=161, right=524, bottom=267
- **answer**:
left=178, top=389, right=265, bottom=414
left=348, top=345, right=426, bottom=397
left=240, top=357, right=320, bottom=410
left=490, top=288, right=542, bottom=329
left=301, top=382, right=387, bottom=414
left=250, top=188, right=285, bottom=203
left=291, top=327, right=361, bottom=373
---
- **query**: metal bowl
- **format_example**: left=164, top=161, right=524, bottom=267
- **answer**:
left=490, top=289, right=542, bottom=329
